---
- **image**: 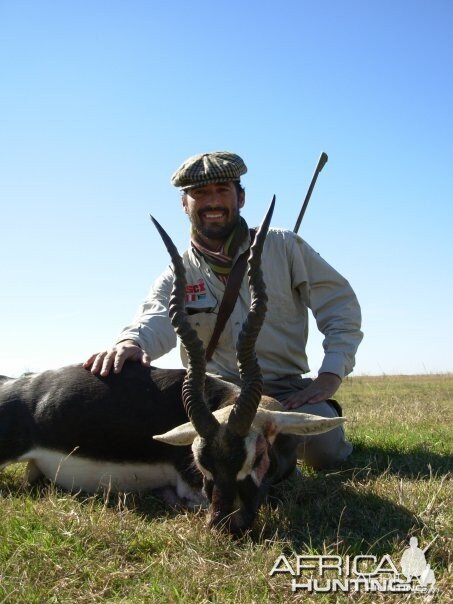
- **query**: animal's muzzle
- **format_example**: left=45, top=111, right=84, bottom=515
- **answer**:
left=207, top=504, right=255, bottom=538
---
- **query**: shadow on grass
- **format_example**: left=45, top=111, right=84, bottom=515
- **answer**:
left=256, top=441, right=451, bottom=552
left=0, top=467, right=186, bottom=523
left=264, top=473, right=421, bottom=556
left=0, top=467, right=419, bottom=556
left=347, top=442, right=452, bottom=478
left=2, top=438, right=449, bottom=557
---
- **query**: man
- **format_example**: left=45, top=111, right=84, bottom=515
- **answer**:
left=84, top=151, right=363, bottom=469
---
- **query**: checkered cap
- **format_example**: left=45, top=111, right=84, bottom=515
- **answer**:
left=171, top=151, right=247, bottom=190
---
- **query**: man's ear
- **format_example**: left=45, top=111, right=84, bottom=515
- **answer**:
left=238, top=190, right=245, bottom=209
left=181, top=193, right=189, bottom=214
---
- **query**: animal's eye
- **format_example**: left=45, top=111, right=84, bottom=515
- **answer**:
left=253, top=453, right=263, bottom=469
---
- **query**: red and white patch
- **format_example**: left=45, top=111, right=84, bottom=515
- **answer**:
left=185, top=279, right=207, bottom=303
left=262, top=419, right=279, bottom=445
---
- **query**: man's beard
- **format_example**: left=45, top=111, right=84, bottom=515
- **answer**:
left=190, top=207, right=241, bottom=241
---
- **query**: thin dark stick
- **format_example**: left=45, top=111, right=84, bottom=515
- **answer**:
left=293, top=152, right=328, bottom=233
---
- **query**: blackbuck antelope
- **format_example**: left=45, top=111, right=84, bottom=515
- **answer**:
left=0, top=199, right=345, bottom=536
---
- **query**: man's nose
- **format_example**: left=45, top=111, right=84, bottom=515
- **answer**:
left=198, top=199, right=223, bottom=210
left=206, top=192, right=224, bottom=205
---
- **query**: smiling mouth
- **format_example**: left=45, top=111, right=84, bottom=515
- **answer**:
left=200, top=209, right=227, bottom=221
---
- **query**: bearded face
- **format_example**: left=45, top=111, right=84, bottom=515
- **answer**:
left=182, top=182, right=245, bottom=242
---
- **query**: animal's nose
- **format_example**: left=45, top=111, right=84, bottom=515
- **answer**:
left=207, top=508, right=253, bottom=538
left=207, top=508, right=228, bottom=529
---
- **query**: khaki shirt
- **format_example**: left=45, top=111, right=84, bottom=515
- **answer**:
left=118, top=228, right=363, bottom=381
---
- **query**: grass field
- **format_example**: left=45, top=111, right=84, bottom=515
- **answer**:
left=0, top=374, right=451, bottom=603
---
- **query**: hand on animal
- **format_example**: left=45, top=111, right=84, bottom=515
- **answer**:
left=281, top=372, right=342, bottom=409
left=83, top=340, right=151, bottom=376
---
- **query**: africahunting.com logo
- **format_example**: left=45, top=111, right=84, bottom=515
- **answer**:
left=269, top=537, right=437, bottom=594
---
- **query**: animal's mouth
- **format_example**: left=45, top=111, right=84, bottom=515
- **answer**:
left=207, top=506, right=256, bottom=538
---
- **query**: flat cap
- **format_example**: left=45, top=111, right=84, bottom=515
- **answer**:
left=171, top=151, right=247, bottom=190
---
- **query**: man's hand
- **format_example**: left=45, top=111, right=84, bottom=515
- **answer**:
left=83, top=340, right=151, bottom=376
left=281, top=372, right=342, bottom=410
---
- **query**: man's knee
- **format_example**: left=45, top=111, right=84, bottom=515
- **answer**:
left=294, top=400, right=353, bottom=470
left=297, top=428, right=353, bottom=469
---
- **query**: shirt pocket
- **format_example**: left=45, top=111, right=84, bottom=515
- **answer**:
left=265, top=289, right=295, bottom=322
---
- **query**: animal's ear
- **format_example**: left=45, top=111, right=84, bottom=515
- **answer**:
left=253, top=409, right=346, bottom=437
left=153, top=421, right=198, bottom=446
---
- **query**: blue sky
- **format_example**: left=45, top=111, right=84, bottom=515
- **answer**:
left=1, top=0, right=452, bottom=377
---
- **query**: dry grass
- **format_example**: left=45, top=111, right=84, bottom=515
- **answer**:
left=0, top=374, right=451, bottom=603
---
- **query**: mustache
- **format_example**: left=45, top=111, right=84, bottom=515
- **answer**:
left=199, top=206, right=227, bottom=212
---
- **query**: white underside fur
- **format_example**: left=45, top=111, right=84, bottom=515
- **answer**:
left=12, top=448, right=204, bottom=503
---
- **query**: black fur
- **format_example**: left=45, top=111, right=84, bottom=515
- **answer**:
left=0, top=362, right=237, bottom=491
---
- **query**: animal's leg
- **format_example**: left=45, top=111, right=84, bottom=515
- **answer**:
left=25, top=460, right=45, bottom=484
left=152, top=486, right=208, bottom=510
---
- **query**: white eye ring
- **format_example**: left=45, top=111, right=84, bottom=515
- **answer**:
left=236, top=432, right=258, bottom=481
